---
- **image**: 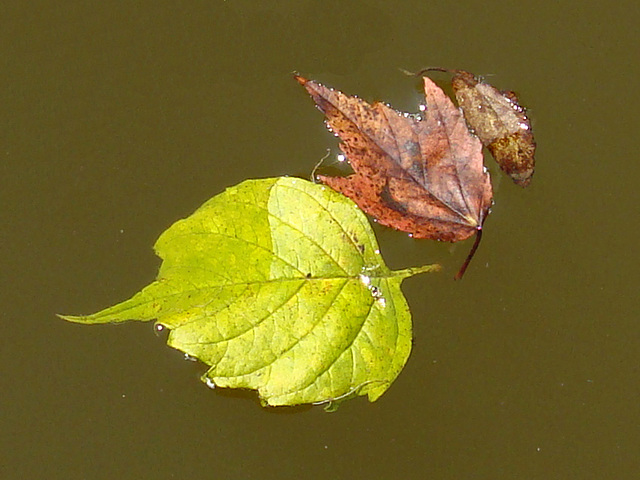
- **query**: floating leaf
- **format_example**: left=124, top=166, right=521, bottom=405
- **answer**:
left=296, top=75, right=493, bottom=278
left=444, top=69, right=537, bottom=187
left=60, top=177, right=438, bottom=408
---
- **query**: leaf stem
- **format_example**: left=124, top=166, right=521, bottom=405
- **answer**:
left=395, top=263, right=441, bottom=279
left=400, top=66, right=455, bottom=77
left=454, top=228, right=483, bottom=281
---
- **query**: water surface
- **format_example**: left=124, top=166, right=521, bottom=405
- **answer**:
left=2, top=2, right=639, bottom=479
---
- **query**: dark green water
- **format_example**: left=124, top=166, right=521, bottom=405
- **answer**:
left=2, top=2, right=639, bottom=479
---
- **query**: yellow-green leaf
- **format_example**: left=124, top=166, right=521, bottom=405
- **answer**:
left=60, top=177, right=438, bottom=408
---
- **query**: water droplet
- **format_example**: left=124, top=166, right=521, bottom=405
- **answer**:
left=184, top=353, right=197, bottom=362
left=359, top=274, right=371, bottom=286
left=519, top=122, right=529, bottom=130
left=337, top=154, right=346, bottom=162
left=204, top=378, right=216, bottom=389
left=418, top=104, right=426, bottom=112
left=374, top=249, right=380, bottom=255
left=153, top=323, right=165, bottom=336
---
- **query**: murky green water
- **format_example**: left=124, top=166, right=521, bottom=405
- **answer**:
left=2, top=2, right=639, bottom=479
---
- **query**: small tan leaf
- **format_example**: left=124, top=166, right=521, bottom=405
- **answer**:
left=450, top=70, right=536, bottom=187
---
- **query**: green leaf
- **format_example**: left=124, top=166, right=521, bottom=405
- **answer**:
left=60, top=177, right=438, bottom=408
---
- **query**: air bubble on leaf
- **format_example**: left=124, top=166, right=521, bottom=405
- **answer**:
left=184, top=353, right=197, bottom=362
left=204, top=378, right=216, bottom=389
left=337, top=154, right=346, bottom=162
left=510, top=101, right=524, bottom=112
left=418, top=104, right=426, bottom=112
left=359, top=274, right=371, bottom=287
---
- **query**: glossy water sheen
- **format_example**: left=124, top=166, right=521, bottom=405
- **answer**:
left=2, top=2, right=639, bottom=479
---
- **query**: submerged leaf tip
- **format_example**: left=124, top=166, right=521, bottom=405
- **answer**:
left=57, top=313, right=82, bottom=323
left=293, top=74, right=308, bottom=85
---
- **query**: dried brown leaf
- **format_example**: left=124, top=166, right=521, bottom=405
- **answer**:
left=296, top=75, right=493, bottom=277
left=450, top=70, right=536, bottom=187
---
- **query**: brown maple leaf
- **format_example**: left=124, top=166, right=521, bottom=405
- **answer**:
left=295, top=75, right=493, bottom=279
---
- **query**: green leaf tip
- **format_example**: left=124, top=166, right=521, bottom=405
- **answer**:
left=60, top=177, right=439, bottom=408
